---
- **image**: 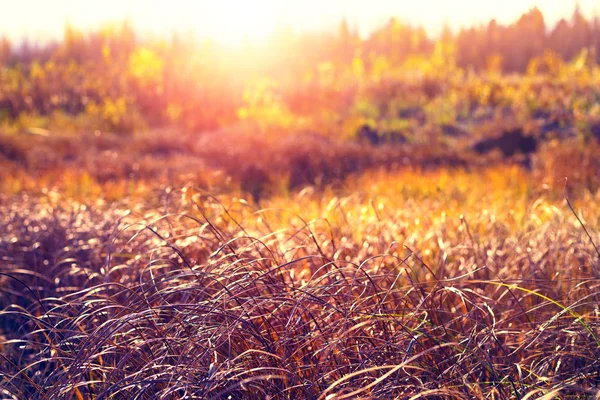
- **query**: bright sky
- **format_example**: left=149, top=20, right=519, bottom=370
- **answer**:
left=0, top=0, right=597, bottom=45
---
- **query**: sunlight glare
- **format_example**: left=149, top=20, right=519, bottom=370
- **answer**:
left=196, top=0, right=279, bottom=46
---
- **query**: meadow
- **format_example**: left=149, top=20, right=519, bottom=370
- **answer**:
left=2, top=8, right=600, bottom=399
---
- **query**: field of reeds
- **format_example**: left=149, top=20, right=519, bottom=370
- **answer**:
left=2, top=7, right=600, bottom=399
left=2, top=158, right=600, bottom=398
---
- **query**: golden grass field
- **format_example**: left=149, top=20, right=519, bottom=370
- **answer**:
left=1, top=156, right=599, bottom=398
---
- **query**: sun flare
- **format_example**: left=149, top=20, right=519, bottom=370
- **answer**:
left=3, top=0, right=598, bottom=47
left=194, top=1, right=280, bottom=46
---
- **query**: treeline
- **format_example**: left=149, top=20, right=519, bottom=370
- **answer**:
left=454, top=7, right=600, bottom=71
left=0, top=6, right=598, bottom=133
left=352, top=6, right=600, bottom=72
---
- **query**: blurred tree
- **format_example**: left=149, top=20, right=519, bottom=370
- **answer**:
left=0, top=37, right=12, bottom=65
left=570, top=5, right=592, bottom=59
left=336, top=18, right=358, bottom=64
left=549, top=18, right=571, bottom=60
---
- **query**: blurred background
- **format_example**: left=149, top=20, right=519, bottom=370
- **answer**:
left=1, top=1, right=600, bottom=199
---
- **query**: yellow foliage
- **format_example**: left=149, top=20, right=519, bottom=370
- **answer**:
left=486, top=54, right=503, bottom=75
left=128, top=47, right=163, bottom=85
left=352, top=57, right=365, bottom=80
left=167, top=103, right=182, bottom=122
left=526, top=50, right=564, bottom=77
left=102, top=45, right=111, bottom=60
left=317, top=61, right=336, bottom=86
left=238, top=77, right=295, bottom=132
left=371, top=55, right=391, bottom=80
left=30, top=62, right=44, bottom=80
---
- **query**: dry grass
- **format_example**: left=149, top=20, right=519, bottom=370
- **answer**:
left=1, top=167, right=599, bottom=399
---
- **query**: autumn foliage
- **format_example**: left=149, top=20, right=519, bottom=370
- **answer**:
left=1, top=7, right=599, bottom=134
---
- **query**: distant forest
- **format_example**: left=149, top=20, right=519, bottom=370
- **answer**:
left=2, top=7, right=597, bottom=70
left=0, top=6, right=599, bottom=132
